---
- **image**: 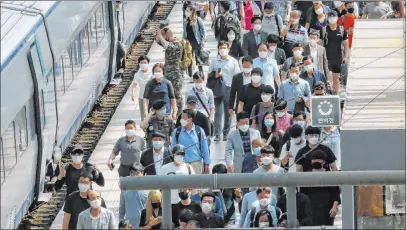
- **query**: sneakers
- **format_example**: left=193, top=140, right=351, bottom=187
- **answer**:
left=223, top=136, right=228, bottom=141
left=214, top=135, right=220, bottom=142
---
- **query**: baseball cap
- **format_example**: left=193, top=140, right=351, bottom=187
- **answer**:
left=187, top=95, right=198, bottom=104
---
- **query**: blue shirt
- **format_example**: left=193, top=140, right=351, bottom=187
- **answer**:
left=299, top=69, right=327, bottom=90
left=171, top=125, right=211, bottom=165
left=239, top=191, right=277, bottom=228
left=209, top=55, right=241, bottom=87
left=277, top=79, right=311, bottom=112
left=119, top=190, right=149, bottom=227
left=253, top=57, right=279, bottom=89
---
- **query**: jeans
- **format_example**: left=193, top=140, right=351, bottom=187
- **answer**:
left=214, top=87, right=231, bottom=137
left=138, top=98, right=145, bottom=120
left=187, top=47, right=204, bottom=77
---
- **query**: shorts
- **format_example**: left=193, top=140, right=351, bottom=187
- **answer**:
left=328, top=62, right=342, bottom=74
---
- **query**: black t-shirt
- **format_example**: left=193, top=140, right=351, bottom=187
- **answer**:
left=194, top=212, right=225, bottom=228
left=238, top=84, right=264, bottom=114
left=176, top=111, right=210, bottom=136
left=172, top=201, right=202, bottom=228
left=322, top=26, right=348, bottom=62
left=140, top=208, right=162, bottom=229
left=294, top=143, right=337, bottom=172
left=63, top=191, right=107, bottom=230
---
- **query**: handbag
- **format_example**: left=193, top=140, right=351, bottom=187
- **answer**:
left=193, top=88, right=214, bottom=137
left=206, top=71, right=227, bottom=99
left=197, top=49, right=210, bottom=66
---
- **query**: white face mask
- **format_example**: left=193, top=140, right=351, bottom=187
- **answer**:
left=308, top=136, right=319, bottom=145
left=261, top=157, right=273, bottom=165
left=239, top=124, right=249, bottom=133
left=318, top=15, right=326, bottom=23
left=72, top=155, right=83, bottom=164
left=125, top=129, right=136, bottom=137
left=293, top=50, right=302, bottom=57
left=309, top=39, right=317, bottom=46
left=201, top=203, right=213, bottom=214
left=264, top=13, right=273, bottom=17
left=242, top=67, right=252, bottom=74
left=156, top=109, right=166, bottom=117
left=78, top=183, right=89, bottom=192
left=194, top=83, right=203, bottom=89
left=259, top=198, right=271, bottom=207
left=259, top=51, right=268, bottom=59
left=180, top=119, right=188, bottom=127
left=252, top=75, right=262, bottom=83
left=328, top=17, right=338, bottom=25
left=315, top=7, right=324, bottom=15
left=219, top=49, right=229, bottom=57
left=185, top=11, right=191, bottom=17
left=154, top=72, right=163, bottom=79
left=89, top=199, right=102, bottom=208
left=174, top=155, right=184, bottom=164
left=227, top=33, right=235, bottom=41
left=304, top=64, right=313, bottom=72
left=276, top=112, right=285, bottom=118
left=294, top=120, right=305, bottom=127
left=292, top=18, right=300, bottom=25
left=140, top=63, right=149, bottom=71
left=269, top=46, right=276, bottom=52
left=261, top=94, right=272, bottom=102
left=290, top=73, right=299, bottom=81
left=259, top=222, right=269, bottom=228
left=53, top=153, right=62, bottom=163
left=292, top=137, right=303, bottom=144
left=253, top=24, right=262, bottom=31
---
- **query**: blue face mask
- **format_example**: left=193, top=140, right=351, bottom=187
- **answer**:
left=264, top=119, right=274, bottom=128
left=152, top=141, right=164, bottom=149
left=253, top=147, right=262, bottom=156
left=294, top=121, right=305, bottom=127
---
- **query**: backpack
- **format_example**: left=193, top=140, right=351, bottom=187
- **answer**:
left=249, top=206, right=281, bottom=227
left=213, top=13, right=240, bottom=42
left=179, top=39, right=193, bottom=71
left=175, top=125, right=203, bottom=152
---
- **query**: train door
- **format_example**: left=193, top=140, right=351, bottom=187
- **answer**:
left=26, top=41, right=45, bottom=201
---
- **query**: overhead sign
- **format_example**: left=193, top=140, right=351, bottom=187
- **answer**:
left=310, top=95, right=341, bottom=127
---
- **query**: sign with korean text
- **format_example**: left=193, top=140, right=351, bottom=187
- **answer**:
left=310, top=95, right=341, bottom=127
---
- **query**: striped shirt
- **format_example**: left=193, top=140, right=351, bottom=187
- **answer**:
left=285, top=25, right=309, bottom=46
left=241, top=133, right=252, bottom=155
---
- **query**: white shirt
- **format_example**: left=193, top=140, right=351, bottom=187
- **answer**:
left=243, top=74, right=252, bottom=85
left=153, top=148, right=164, bottom=175
left=160, top=162, right=196, bottom=204
left=309, top=45, right=319, bottom=71
left=133, top=69, right=152, bottom=98
left=280, top=139, right=306, bottom=172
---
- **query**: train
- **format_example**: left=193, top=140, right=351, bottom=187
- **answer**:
left=0, top=1, right=155, bottom=228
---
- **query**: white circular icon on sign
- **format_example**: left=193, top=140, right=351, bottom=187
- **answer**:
left=318, top=100, right=333, bottom=116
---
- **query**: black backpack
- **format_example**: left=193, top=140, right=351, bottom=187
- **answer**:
left=213, top=14, right=240, bottom=42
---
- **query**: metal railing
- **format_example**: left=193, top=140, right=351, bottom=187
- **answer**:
left=120, top=170, right=406, bottom=229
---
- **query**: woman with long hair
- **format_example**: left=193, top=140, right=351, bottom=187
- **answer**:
left=260, top=112, right=284, bottom=163
left=183, top=4, right=206, bottom=82
left=225, top=27, right=244, bottom=60
left=140, top=190, right=163, bottom=229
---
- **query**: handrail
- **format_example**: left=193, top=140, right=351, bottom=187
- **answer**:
left=119, top=170, right=405, bottom=229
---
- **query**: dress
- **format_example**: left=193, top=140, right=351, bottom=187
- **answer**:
left=244, top=1, right=253, bottom=30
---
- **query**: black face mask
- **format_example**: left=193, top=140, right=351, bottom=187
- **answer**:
left=347, top=8, right=354, bottom=13
left=312, top=162, right=323, bottom=169
left=151, top=202, right=161, bottom=209
left=178, top=191, right=190, bottom=200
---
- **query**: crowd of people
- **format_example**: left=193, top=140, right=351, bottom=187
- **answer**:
left=45, top=1, right=405, bottom=229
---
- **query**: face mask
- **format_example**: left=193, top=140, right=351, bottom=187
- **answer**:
left=242, top=67, right=252, bottom=74
left=252, top=75, right=262, bottom=83
left=293, top=50, right=302, bottom=57
left=292, top=137, right=303, bottom=144
left=227, top=33, right=235, bottom=41
left=156, top=109, right=166, bottom=117
left=264, top=13, right=273, bottom=17
left=304, top=64, right=313, bottom=72
left=259, top=51, right=268, bottom=59
left=201, top=203, right=213, bottom=214
left=253, top=147, right=262, bottom=156
left=239, top=124, right=249, bottom=133
left=269, top=46, right=276, bottom=52
left=178, top=191, right=190, bottom=200
left=290, top=73, right=299, bottom=81
left=292, top=18, right=299, bottom=25
left=154, top=72, right=163, bottom=79
left=261, top=157, right=273, bottom=165
left=318, top=15, right=326, bottom=23
left=140, top=63, right=149, bottom=70
left=309, top=39, right=317, bottom=46
left=276, top=112, right=285, bottom=118
left=174, top=155, right=184, bottom=164
left=152, top=202, right=161, bottom=209
left=153, top=141, right=164, bottom=149
left=53, top=153, right=62, bottom=163
left=194, top=83, right=202, bottom=89
left=259, top=222, right=269, bottom=228
left=294, top=120, right=305, bottom=127
left=264, top=119, right=274, bottom=128
left=185, top=11, right=191, bottom=17
left=261, top=94, right=272, bottom=102
left=253, top=24, right=262, bottom=31
left=259, top=198, right=271, bottom=207
left=219, top=49, right=229, bottom=57
left=315, top=7, right=324, bottom=15
left=89, top=199, right=102, bottom=208
left=312, top=162, right=323, bottom=169
left=180, top=119, right=188, bottom=127
left=125, top=129, right=136, bottom=137
left=78, top=183, right=89, bottom=192
left=308, top=136, right=319, bottom=145
left=72, top=155, right=83, bottom=164
left=328, top=17, right=338, bottom=24
left=348, top=8, right=354, bottom=14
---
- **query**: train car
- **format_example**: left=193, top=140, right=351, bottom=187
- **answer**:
left=0, top=1, right=155, bottom=228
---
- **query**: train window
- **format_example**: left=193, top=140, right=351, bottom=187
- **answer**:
left=28, top=97, right=37, bottom=139
left=56, top=56, right=65, bottom=96
left=1, top=138, right=5, bottom=184
left=81, top=26, right=91, bottom=64
left=29, top=44, right=46, bottom=83
left=95, top=4, right=105, bottom=43
left=2, top=122, right=17, bottom=175
left=62, top=46, right=74, bottom=89
left=72, top=36, right=83, bottom=76
left=14, top=107, right=28, bottom=153
left=41, top=90, right=46, bottom=127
